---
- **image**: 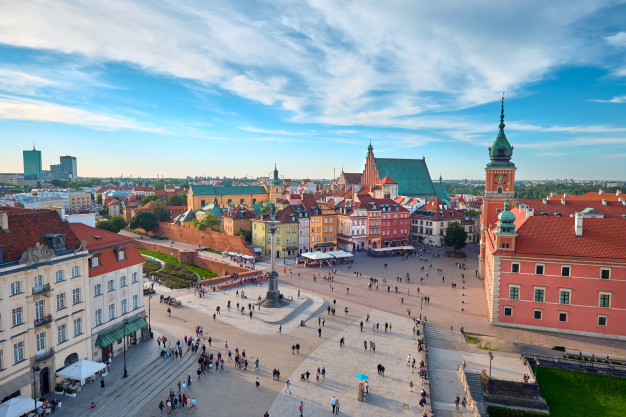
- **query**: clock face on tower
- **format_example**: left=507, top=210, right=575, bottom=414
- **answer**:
left=495, top=174, right=506, bottom=184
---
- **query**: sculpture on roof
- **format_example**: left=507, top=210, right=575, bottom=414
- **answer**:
left=19, top=242, right=55, bottom=265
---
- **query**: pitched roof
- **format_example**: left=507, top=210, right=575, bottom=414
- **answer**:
left=342, top=173, right=362, bottom=184
left=511, top=216, right=626, bottom=263
left=379, top=176, right=397, bottom=184
left=107, top=200, right=120, bottom=206
left=175, top=209, right=196, bottom=222
left=412, top=198, right=463, bottom=218
left=517, top=199, right=626, bottom=218
left=190, top=184, right=267, bottom=196
left=549, top=191, right=625, bottom=202
left=432, top=181, right=451, bottom=203
left=69, top=223, right=145, bottom=276
left=0, top=208, right=82, bottom=263
left=374, top=158, right=436, bottom=196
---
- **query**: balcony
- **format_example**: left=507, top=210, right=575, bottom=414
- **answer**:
left=34, top=348, right=55, bottom=363
left=34, top=314, right=53, bottom=328
left=32, top=283, right=52, bottom=296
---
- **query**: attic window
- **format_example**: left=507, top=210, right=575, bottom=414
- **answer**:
left=93, top=236, right=102, bottom=240
left=554, top=213, right=561, bottom=217
left=540, top=212, right=548, bottom=216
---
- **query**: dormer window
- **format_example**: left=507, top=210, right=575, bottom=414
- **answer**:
left=117, top=250, right=126, bottom=261
left=91, top=257, right=99, bottom=268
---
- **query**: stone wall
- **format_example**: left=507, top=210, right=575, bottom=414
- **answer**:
left=153, top=222, right=255, bottom=256
left=134, top=240, right=250, bottom=277
left=482, top=371, right=549, bottom=411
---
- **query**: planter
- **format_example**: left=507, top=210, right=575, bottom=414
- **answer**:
left=64, top=392, right=76, bottom=398
left=54, top=389, right=64, bottom=395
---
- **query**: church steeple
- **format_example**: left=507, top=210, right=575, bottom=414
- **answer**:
left=367, top=139, right=373, bottom=153
left=487, top=93, right=515, bottom=168
left=495, top=196, right=517, bottom=235
left=271, top=164, right=281, bottom=186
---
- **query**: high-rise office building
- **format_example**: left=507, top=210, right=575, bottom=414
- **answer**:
left=60, top=155, right=78, bottom=180
left=23, top=146, right=43, bottom=180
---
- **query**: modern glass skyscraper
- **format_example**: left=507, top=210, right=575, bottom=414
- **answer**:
left=23, top=147, right=43, bottom=180
left=60, top=155, right=77, bottom=180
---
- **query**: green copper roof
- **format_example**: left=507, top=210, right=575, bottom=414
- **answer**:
left=271, top=164, right=282, bottom=186
left=190, top=184, right=267, bottom=196
left=175, top=208, right=196, bottom=222
left=495, top=197, right=517, bottom=235
left=432, top=181, right=450, bottom=204
left=374, top=157, right=436, bottom=197
left=487, top=96, right=515, bottom=169
left=199, top=202, right=224, bottom=218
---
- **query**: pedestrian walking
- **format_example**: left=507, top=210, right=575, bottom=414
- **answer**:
left=285, top=380, right=292, bottom=394
left=330, top=396, right=337, bottom=413
left=318, top=327, right=322, bottom=337
left=256, top=377, right=260, bottom=389
left=461, top=397, right=467, bottom=410
left=158, top=401, right=164, bottom=415
left=299, top=401, right=304, bottom=417
left=100, top=378, right=105, bottom=392
left=455, top=394, right=460, bottom=409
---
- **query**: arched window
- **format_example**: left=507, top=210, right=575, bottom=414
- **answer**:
left=64, top=353, right=79, bottom=367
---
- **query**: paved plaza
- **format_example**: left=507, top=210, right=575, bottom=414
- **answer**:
left=51, top=238, right=626, bottom=417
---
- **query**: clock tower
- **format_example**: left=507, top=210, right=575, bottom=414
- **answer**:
left=479, top=96, right=516, bottom=277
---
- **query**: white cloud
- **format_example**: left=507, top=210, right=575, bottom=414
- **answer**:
left=0, top=94, right=163, bottom=132
left=606, top=31, right=626, bottom=47
left=591, top=95, right=626, bottom=103
left=239, top=126, right=316, bottom=136
left=0, top=0, right=614, bottom=129
left=518, top=137, right=626, bottom=149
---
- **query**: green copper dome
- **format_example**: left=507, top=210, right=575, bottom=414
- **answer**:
left=495, top=197, right=517, bottom=235
left=271, top=164, right=282, bottom=186
left=487, top=96, right=515, bottom=169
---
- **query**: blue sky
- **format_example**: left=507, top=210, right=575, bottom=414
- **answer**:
left=0, top=1, right=625, bottom=180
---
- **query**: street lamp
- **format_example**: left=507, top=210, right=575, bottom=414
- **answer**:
left=488, top=351, right=493, bottom=378
left=122, top=318, right=128, bottom=378
left=419, top=297, right=424, bottom=320
left=32, top=364, right=40, bottom=413
left=148, top=295, right=153, bottom=338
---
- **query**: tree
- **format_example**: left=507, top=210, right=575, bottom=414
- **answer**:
left=167, top=193, right=187, bottom=207
left=464, top=209, right=481, bottom=217
left=98, top=207, right=109, bottom=216
left=96, top=194, right=103, bottom=205
left=150, top=200, right=171, bottom=222
left=153, top=180, right=166, bottom=191
left=95, top=216, right=127, bottom=233
left=238, top=229, right=252, bottom=243
left=36, top=181, right=42, bottom=189
left=130, top=210, right=157, bottom=232
left=443, top=221, right=467, bottom=252
left=141, top=194, right=162, bottom=205
left=192, top=213, right=220, bottom=231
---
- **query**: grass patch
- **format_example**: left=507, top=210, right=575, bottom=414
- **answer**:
left=488, top=406, right=548, bottom=417
left=536, top=367, right=626, bottom=417
left=466, top=335, right=480, bottom=344
left=155, top=264, right=197, bottom=289
left=465, top=334, right=499, bottom=351
left=138, top=249, right=218, bottom=279
left=141, top=256, right=161, bottom=274
left=203, top=248, right=223, bottom=255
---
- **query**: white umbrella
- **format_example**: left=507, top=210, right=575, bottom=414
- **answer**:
left=0, top=396, right=43, bottom=417
left=56, top=359, right=106, bottom=385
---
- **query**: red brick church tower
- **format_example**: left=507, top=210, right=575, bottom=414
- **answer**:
left=479, top=96, right=516, bottom=277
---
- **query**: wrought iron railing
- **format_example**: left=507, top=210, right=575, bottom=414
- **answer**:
left=34, top=314, right=53, bottom=327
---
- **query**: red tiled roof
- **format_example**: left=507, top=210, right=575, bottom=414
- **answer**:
left=0, top=208, right=82, bottom=263
left=95, top=186, right=132, bottom=194
left=379, top=176, right=397, bottom=184
left=511, top=216, right=626, bottom=263
left=69, top=223, right=145, bottom=276
left=412, top=198, right=463, bottom=218
left=107, top=200, right=120, bottom=206
left=344, top=188, right=353, bottom=199
left=133, top=186, right=155, bottom=192
left=326, top=199, right=335, bottom=207
left=517, top=199, right=626, bottom=218
left=549, top=191, right=624, bottom=202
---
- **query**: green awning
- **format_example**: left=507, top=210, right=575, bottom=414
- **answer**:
left=95, top=315, right=148, bottom=347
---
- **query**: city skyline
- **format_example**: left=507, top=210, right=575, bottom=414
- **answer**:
left=1, top=1, right=626, bottom=180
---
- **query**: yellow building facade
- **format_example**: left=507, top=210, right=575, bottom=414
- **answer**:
left=188, top=185, right=268, bottom=212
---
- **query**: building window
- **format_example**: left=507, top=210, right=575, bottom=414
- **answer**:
left=34, top=274, right=44, bottom=289
left=94, top=284, right=102, bottom=296
left=133, top=294, right=139, bottom=310
left=503, top=306, right=513, bottom=317
left=58, top=323, right=67, bottom=344
left=56, top=270, right=64, bottom=282
left=57, top=293, right=66, bottom=310
left=72, top=266, right=80, bottom=278
left=14, top=341, right=24, bottom=364
left=132, top=272, right=138, bottom=283
left=72, top=288, right=81, bottom=304
left=559, top=290, right=571, bottom=305
left=36, top=332, right=46, bottom=353
left=108, top=280, right=115, bottom=292
left=558, top=312, right=568, bottom=323
left=561, top=266, right=570, bottom=277
left=117, top=250, right=125, bottom=261
left=108, top=303, right=116, bottom=320
left=120, top=276, right=127, bottom=287
left=597, top=315, right=607, bottom=326
left=74, top=317, right=82, bottom=336
left=91, top=257, right=99, bottom=268
left=10, top=281, right=22, bottom=296
left=508, top=285, right=519, bottom=300
left=535, top=264, right=544, bottom=275
left=534, top=288, right=545, bottom=302
left=35, top=300, right=45, bottom=320
left=11, top=307, right=23, bottom=327
left=599, top=292, right=611, bottom=308
left=121, top=299, right=128, bottom=315
left=0, top=351, right=3, bottom=370
left=95, top=309, right=103, bottom=326
left=533, top=309, right=542, bottom=320
left=600, top=269, right=610, bottom=280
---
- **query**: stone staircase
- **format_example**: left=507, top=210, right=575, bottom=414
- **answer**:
left=424, top=324, right=466, bottom=344
left=82, top=349, right=198, bottom=417
left=264, top=297, right=313, bottom=325
left=465, top=372, right=488, bottom=417
left=303, top=300, right=331, bottom=324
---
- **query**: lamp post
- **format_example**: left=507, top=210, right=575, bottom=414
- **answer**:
left=148, top=295, right=153, bottom=338
left=32, top=364, right=40, bottom=414
left=122, top=318, right=128, bottom=378
left=488, top=351, right=493, bottom=378
left=419, top=296, right=424, bottom=320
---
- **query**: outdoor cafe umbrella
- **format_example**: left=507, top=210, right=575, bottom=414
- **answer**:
left=0, top=396, right=43, bottom=417
left=356, top=374, right=368, bottom=380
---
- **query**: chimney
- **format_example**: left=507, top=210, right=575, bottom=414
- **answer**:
left=542, top=198, right=547, bottom=204
left=617, top=190, right=622, bottom=196
left=51, top=206, right=65, bottom=219
left=574, top=212, right=583, bottom=237
left=598, top=189, right=604, bottom=195
left=561, top=198, right=566, bottom=205
left=0, top=211, right=8, bottom=231
left=602, top=199, right=608, bottom=206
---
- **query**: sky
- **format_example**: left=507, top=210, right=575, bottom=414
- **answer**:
left=0, top=1, right=625, bottom=180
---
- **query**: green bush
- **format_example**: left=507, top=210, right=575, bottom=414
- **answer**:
left=155, top=263, right=197, bottom=288
left=142, top=258, right=161, bottom=274
left=138, top=249, right=217, bottom=279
